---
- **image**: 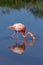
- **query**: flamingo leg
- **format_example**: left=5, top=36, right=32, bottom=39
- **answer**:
left=17, top=32, right=18, bottom=38
left=16, top=31, right=19, bottom=40
left=10, top=31, right=15, bottom=39
left=15, top=31, right=19, bottom=43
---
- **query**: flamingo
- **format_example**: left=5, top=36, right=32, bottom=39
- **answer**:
left=8, top=41, right=25, bottom=54
left=8, top=23, right=35, bottom=39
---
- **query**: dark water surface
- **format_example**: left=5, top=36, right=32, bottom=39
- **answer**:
left=0, top=7, right=43, bottom=65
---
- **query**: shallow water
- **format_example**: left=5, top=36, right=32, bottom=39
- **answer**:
left=0, top=7, right=43, bottom=65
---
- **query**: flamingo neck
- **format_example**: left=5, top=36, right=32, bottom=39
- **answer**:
left=22, top=32, right=26, bottom=38
left=22, top=32, right=35, bottom=39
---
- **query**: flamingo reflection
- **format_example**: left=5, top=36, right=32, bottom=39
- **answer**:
left=8, top=39, right=35, bottom=54
left=8, top=23, right=35, bottom=39
left=8, top=41, right=25, bottom=54
left=25, top=39, right=35, bottom=46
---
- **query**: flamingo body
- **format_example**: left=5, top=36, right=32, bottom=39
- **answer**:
left=9, top=23, right=26, bottom=32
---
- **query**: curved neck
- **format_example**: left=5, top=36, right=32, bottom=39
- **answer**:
left=22, top=32, right=26, bottom=38
left=22, top=32, right=35, bottom=39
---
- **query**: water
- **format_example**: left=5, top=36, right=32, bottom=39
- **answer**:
left=0, top=7, right=43, bottom=65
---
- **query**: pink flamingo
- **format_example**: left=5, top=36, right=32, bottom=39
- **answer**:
left=8, top=23, right=35, bottom=39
